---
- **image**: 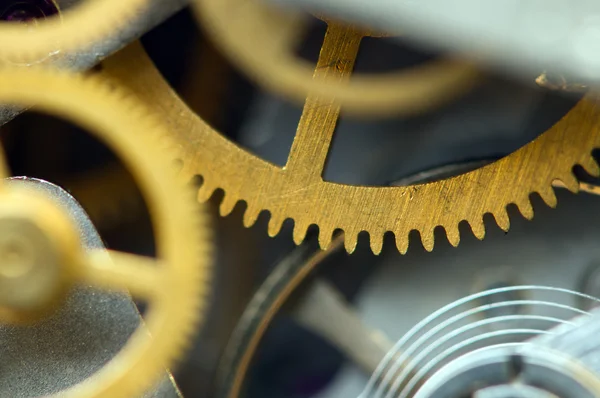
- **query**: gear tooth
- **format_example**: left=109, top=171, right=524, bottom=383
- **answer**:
left=493, top=209, right=510, bottom=232
left=395, top=234, right=409, bottom=254
left=318, top=227, right=334, bottom=250
left=539, top=186, right=558, bottom=208
left=242, top=205, right=259, bottom=227
left=344, top=232, right=358, bottom=253
left=445, top=225, right=460, bottom=247
left=420, top=229, right=435, bottom=252
left=293, top=221, right=308, bottom=245
left=267, top=214, right=284, bottom=237
left=219, top=194, right=237, bottom=216
left=370, top=233, right=384, bottom=255
left=469, top=219, right=486, bottom=240
left=557, top=173, right=580, bottom=193
left=196, top=184, right=214, bottom=203
left=582, top=155, right=600, bottom=177
left=515, top=198, right=534, bottom=220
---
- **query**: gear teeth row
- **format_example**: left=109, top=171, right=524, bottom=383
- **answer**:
left=104, top=44, right=600, bottom=259
left=197, top=169, right=597, bottom=255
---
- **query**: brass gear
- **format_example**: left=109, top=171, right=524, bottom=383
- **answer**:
left=102, top=41, right=600, bottom=255
left=191, top=0, right=479, bottom=117
left=0, top=0, right=147, bottom=64
left=0, top=68, right=212, bottom=397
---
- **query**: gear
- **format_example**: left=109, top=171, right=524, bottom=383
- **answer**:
left=215, top=181, right=600, bottom=398
left=191, top=0, right=479, bottom=117
left=0, top=68, right=212, bottom=397
left=0, top=0, right=147, bottom=64
left=102, top=41, right=600, bottom=255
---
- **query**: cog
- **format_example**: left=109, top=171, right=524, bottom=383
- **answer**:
left=102, top=41, right=600, bottom=255
left=0, top=68, right=212, bottom=397
left=191, top=0, right=479, bottom=117
left=0, top=0, right=147, bottom=64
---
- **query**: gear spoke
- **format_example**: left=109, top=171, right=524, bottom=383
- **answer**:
left=285, top=24, right=362, bottom=178
left=82, top=249, right=162, bottom=300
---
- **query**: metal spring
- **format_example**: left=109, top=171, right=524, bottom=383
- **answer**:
left=358, top=285, right=600, bottom=398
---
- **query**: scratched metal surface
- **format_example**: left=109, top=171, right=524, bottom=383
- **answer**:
left=0, top=178, right=180, bottom=398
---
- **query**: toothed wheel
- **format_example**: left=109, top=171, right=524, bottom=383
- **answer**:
left=0, top=68, right=212, bottom=398
left=102, top=42, right=600, bottom=255
left=0, top=0, right=148, bottom=64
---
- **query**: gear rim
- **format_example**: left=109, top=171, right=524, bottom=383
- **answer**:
left=102, top=42, right=600, bottom=255
left=0, top=68, right=212, bottom=398
left=0, top=0, right=148, bottom=63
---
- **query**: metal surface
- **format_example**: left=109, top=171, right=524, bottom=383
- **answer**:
left=212, top=159, right=600, bottom=397
left=0, top=0, right=186, bottom=126
left=269, top=0, right=600, bottom=86
left=408, top=307, right=600, bottom=398
left=317, top=187, right=600, bottom=398
left=364, top=287, right=600, bottom=398
left=102, top=40, right=599, bottom=255
left=0, top=177, right=181, bottom=398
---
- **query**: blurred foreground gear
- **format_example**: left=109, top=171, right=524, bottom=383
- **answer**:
left=0, top=177, right=183, bottom=398
left=0, top=68, right=212, bottom=398
left=0, top=0, right=149, bottom=64
left=102, top=42, right=600, bottom=254
left=192, top=0, right=479, bottom=117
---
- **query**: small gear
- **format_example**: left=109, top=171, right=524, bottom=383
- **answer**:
left=0, top=0, right=148, bottom=64
left=102, top=41, right=600, bottom=255
left=0, top=68, right=212, bottom=397
left=191, top=0, right=479, bottom=117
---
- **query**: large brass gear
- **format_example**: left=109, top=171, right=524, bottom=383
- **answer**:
left=191, top=0, right=479, bottom=117
left=0, top=68, right=212, bottom=397
left=0, top=0, right=148, bottom=63
left=102, top=41, right=600, bottom=255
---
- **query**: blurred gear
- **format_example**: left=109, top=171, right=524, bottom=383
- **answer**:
left=0, top=68, right=212, bottom=398
left=102, top=42, right=600, bottom=254
left=0, top=0, right=148, bottom=64
left=192, top=0, right=479, bottom=117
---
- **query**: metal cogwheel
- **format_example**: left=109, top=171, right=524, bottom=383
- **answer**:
left=0, top=0, right=148, bottom=64
left=0, top=68, right=212, bottom=398
left=102, top=41, right=600, bottom=255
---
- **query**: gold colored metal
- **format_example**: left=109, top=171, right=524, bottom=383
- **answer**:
left=0, top=68, right=212, bottom=398
left=103, top=41, right=600, bottom=255
left=0, top=0, right=147, bottom=64
left=192, top=0, right=479, bottom=117
left=0, top=188, right=81, bottom=323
